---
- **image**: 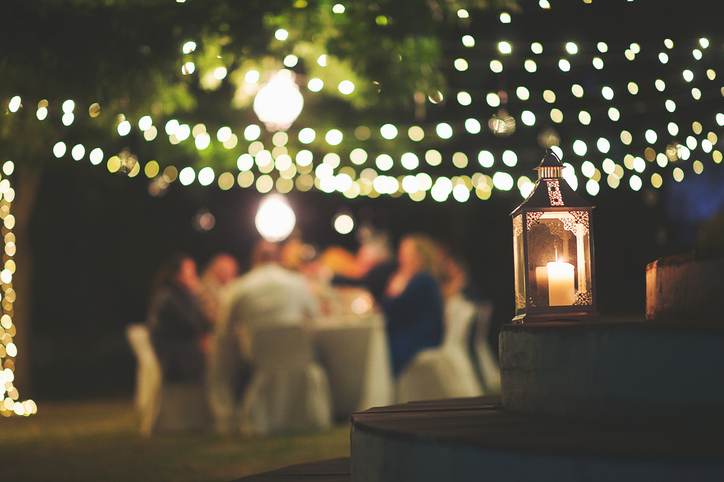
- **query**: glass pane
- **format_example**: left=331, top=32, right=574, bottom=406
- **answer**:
left=526, top=210, right=592, bottom=308
left=512, top=214, right=526, bottom=313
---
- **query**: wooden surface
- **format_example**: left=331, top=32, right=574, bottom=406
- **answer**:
left=235, top=396, right=724, bottom=482
left=351, top=397, right=724, bottom=482
left=353, top=396, right=724, bottom=458
left=233, top=458, right=350, bottom=482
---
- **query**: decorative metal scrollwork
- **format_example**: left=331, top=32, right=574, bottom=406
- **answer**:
left=546, top=179, right=564, bottom=206
left=574, top=290, right=593, bottom=305
left=513, top=215, right=523, bottom=237
left=526, top=211, right=543, bottom=229
left=562, top=210, right=590, bottom=235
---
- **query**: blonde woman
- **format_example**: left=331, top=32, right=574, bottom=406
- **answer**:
left=382, top=235, right=444, bottom=377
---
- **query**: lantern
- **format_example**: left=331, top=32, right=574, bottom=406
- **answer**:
left=511, top=149, right=597, bottom=322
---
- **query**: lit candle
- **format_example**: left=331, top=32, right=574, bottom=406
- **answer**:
left=546, top=261, right=575, bottom=306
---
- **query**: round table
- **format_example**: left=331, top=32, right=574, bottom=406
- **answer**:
left=314, top=315, right=394, bottom=419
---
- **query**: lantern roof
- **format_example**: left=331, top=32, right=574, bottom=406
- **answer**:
left=511, top=149, right=593, bottom=216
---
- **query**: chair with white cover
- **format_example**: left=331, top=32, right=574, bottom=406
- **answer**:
left=396, top=295, right=483, bottom=403
left=126, top=324, right=162, bottom=436
left=472, top=302, right=501, bottom=393
left=240, top=324, right=332, bottom=435
left=126, top=324, right=210, bottom=434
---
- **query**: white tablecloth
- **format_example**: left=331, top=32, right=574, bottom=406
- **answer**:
left=313, top=315, right=393, bottom=418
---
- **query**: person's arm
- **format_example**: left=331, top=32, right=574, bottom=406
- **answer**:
left=384, top=275, right=428, bottom=328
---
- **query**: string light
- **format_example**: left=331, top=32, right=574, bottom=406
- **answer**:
left=516, top=86, right=530, bottom=100
left=464, top=118, right=481, bottom=134
left=486, top=92, right=501, bottom=107
left=454, top=58, right=469, bottom=71
left=333, top=213, right=354, bottom=234
left=338, top=80, right=355, bottom=95
left=0, top=167, right=37, bottom=417
left=498, top=41, right=512, bottom=55
left=380, top=124, right=398, bottom=140
left=7, top=4, right=722, bottom=205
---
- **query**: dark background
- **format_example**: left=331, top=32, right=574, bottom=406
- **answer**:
left=5, top=0, right=721, bottom=401
left=26, top=159, right=721, bottom=400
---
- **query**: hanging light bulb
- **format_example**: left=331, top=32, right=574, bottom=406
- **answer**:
left=253, top=70, right=304, bottom=131
left=255, top=194, right=296, bottom=242
left=333, top=212, right=355, bottom=235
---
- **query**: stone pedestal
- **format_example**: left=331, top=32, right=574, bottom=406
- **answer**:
left=500, top=319, right=724, bottom=418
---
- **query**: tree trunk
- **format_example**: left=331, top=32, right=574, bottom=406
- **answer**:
left=11, top=166, right=40, bottom=395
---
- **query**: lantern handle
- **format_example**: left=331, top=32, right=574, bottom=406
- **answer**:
left=535, top=148, right=564, bottom=179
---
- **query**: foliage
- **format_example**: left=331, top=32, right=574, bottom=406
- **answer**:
left=0, top=0, right=491, bottom=168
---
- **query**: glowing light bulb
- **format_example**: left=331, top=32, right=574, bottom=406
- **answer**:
left=253, top=70, right=304, bottom=131
left=307, top=78, right=323, bottom=92
left=333, top=213, right=354, bottom=234
left=338, top=80, right=355, bottom=95
left=498, top=41, right=512, bottom=55
left=565, top=42, right=578, bottom=55
left=255, top=194, right=296, bottom=242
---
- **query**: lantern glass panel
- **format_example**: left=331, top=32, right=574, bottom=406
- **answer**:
left=526, top=210, right=593, bottom=309
left=512, top=214, right=526, bottom=315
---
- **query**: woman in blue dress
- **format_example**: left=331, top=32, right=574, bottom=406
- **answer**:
left=382, top=235, right=444, bottom=377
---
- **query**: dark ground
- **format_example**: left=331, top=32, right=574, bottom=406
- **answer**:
left=0, top=399, right=349, bottom=482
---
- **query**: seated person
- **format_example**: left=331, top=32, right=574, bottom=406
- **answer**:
left=209, top=241, right=319, bottom=431
left=330, top=229, right=397, bottom=304
left=381, top=235, right=444, bottom=377
left=147, top=253, right=210, bottom=385
left=199, top=253, right=239, bottom=324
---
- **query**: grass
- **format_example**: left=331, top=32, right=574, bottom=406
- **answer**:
left=0, top=399, right=350, bottom=482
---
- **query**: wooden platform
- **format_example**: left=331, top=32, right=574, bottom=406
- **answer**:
left=351, top=397, right=724, bottom=482
left=237, top=397, right=724, bottom=481
left=234, top=458, right=350, bottom=482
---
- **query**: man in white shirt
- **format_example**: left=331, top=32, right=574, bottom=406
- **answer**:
left=224, top=242, right=319, bottom=335
left=208, top=241, right=319, bottom=432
